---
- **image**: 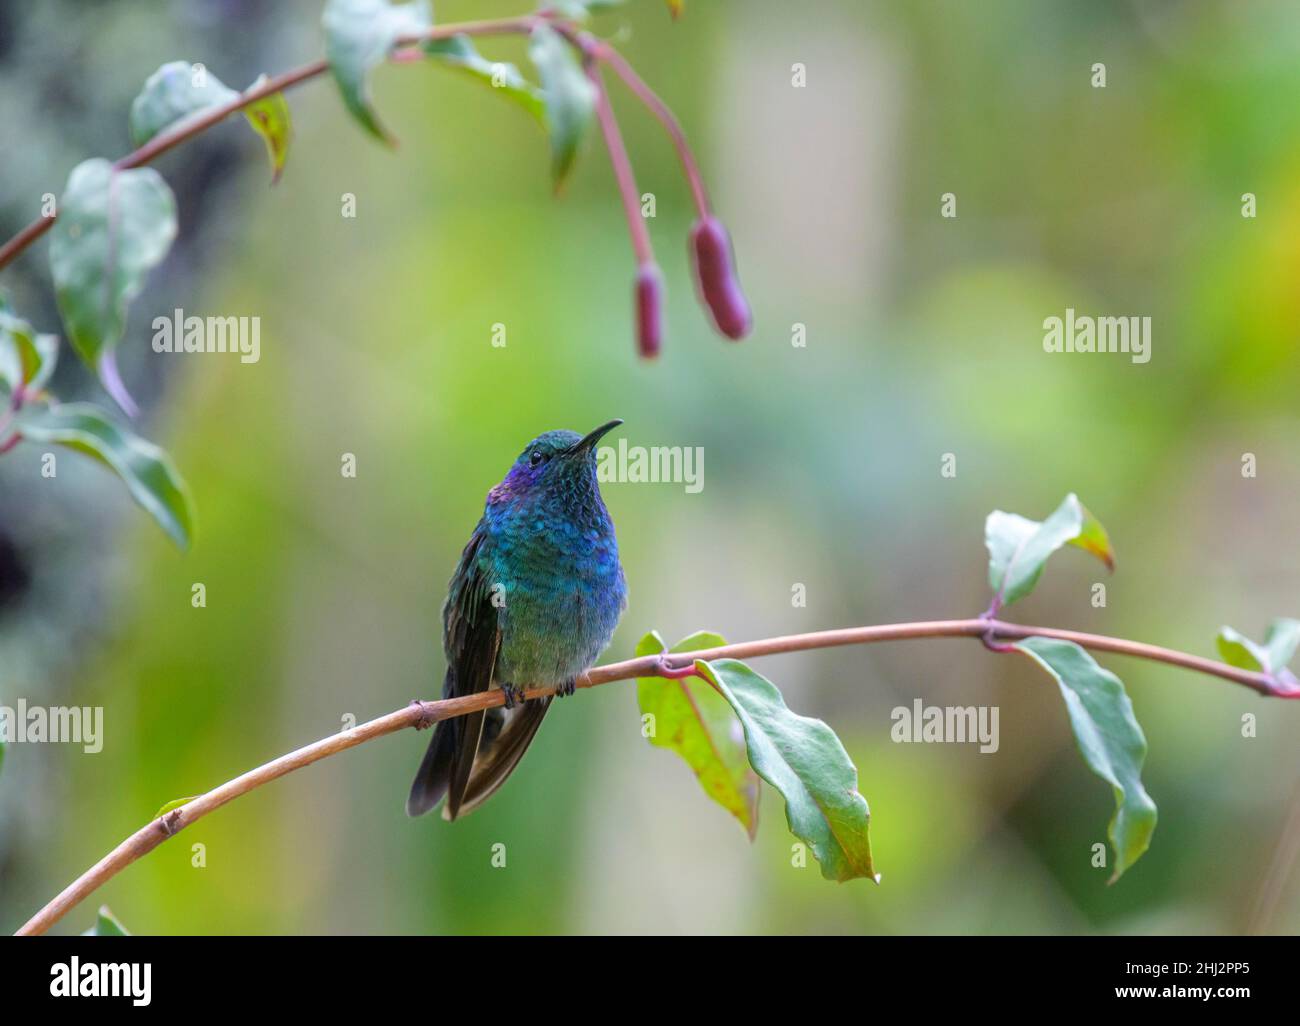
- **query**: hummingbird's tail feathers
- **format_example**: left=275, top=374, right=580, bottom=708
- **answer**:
left=441, top=696, right=552, bottom=820
left=444, top=709, right=487, bottom=820
left=407, top=702, right=506, bottom=818
left=406, top=717, right=455, bottom=817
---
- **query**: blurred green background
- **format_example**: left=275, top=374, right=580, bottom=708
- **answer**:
left=2, top=0, right=1299, bottom=935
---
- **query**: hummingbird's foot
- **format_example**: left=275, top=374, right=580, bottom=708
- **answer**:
left=553, top=677, right=577, bottom=699
left=500, top=683, right=526, bottom=709
left=410, top=699, right=436, bottom=730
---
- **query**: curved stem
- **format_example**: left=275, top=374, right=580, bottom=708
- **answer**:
left=0, top=16, right=549, bottom=273
left=590, top=40, right=711, bottom=216
left=588, top=60, right=655, bottom=266
left=15, top=615, right=1294, bottom=936
left=0, top=215, right=56, bottom=274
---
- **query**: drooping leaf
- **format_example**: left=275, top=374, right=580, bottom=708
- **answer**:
left=14, top=400, right=194, bottom=549
left=0, top=297, right=59, bottom=396
left=155, top=795, right=199, bottom=818
left=986, top=493, right=1114, bottom=608
left=1217, top=618, right=1300, bottom=679
left=528, top=22, right=596, bottom=190
left=636, top=631, right=760, bottom=838
left=48, top=158, right=177, bottom=415
left=323, top=0, right=432, bottom=144
left=129, top=61, right=239, bottom=147
left=1015, top=637, right=1157, bottom=882
left=243, top=76, right=293, bottom=183
left=424, top=35, right=544, bottom=122
left=697, top=658, right=877, bottom=882
left=81, top=906, right=131, bottom=937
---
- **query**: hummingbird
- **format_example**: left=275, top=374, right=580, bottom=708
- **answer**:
left=407, top=420, right=628, bottom=820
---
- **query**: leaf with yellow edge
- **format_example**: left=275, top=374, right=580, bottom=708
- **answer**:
left=986, top=493, right=1115, bottom=609
left=243, top=77, right=292, bottom=183
left=636, top=631, right=759, bottom=838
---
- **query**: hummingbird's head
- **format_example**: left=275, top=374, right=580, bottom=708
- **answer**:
left=491, top=419, right=622, bottom=502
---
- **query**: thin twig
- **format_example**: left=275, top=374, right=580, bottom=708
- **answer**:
left=0, top=16, right=549, bottom=273
left=15, top=616, right=1294, bottom=936
left=587, top=60, right=654, bottom=266
left=590, top=38, right=711, bottom=216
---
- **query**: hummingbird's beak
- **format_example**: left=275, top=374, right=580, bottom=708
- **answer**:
left=573, top=418, right=623, bottom=455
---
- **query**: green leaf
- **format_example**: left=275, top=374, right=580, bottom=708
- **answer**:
left=155, top=795, right=198, bottom=818
left=129, top=61, right=239, bottom=147
left=1217, top=626, right=1269, bottom=672
left=0, top=297, right=59, bottom=396
left=636, top=631, right=761, bottom=838
left=697, top=658, right=877, bottom=882
left=82, top=906, right=131, bottom=937
left=1217, top=619, right=1300, bottom=676
left=48, top=158, right=177, bottom=415
left=1015, top=637, right=1157, bottom=882
left=130, top=63, right=292, bottom=184
left=14, top=400, right=194, bottom=549
left=323, top=0, right=432, bottom=144
left=424, top=35, right=544, bottom=122
left=1262, top=620, right=1300, bottom=670
left=243, top=76, right=293, bottom=183
left=528, top=22, right=596, bottom=190
left=986, top=493, right=1115, bottom=608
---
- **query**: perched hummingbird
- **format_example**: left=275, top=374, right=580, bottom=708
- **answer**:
left=407, top=420, right=628, bottom=820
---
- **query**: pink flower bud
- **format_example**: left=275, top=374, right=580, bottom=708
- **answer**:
left=689, top=216, right=751, bottom=341
left=636, top=263, right=664, bottom=359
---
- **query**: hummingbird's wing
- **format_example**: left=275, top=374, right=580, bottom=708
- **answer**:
left=406, top=524, right=501, bottom=818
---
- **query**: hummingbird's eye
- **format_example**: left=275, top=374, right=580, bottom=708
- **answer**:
left=529, top=449, right=546, bottom=467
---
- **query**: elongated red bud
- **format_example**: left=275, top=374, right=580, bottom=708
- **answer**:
left=689, top=216, right=751, bottom=340
left=636, top=263, right=664, bottom=359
